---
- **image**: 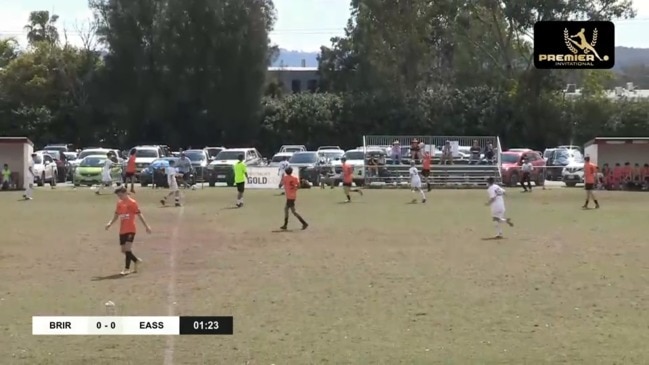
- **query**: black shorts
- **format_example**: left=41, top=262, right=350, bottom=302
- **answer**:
left=584, top=183, right=594, bottom=190
left=119, top=233, right=135, bottom=245
left=236, top=182, right=245, bottom=193
left=422, top=169, right=430, bottom=177
left=125, top=172, right=135, bottom=178
left=342, top=182, right=352, bottom=187
left=285, top=199, right=295, bottom=208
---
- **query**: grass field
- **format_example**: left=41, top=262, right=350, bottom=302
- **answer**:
left=1, top=185, right=649, bottom=364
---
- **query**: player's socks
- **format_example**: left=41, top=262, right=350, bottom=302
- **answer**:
left=506, top=218, right=514, bottom=227
left=346, top=194, right=351, bottom=202
left=583, top=199, right=589, bottom=208
left=494, top=221, right=503, bottom=237
left=594, top=200, right=599, bottom=208
left=160, top=199, right=166, bottom=206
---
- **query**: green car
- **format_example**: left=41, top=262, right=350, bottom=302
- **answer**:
left=73, top=155, right=123, bottom=187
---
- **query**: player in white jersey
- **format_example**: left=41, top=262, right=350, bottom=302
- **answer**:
left=409, top=161, right=426, bottom=203
left=278, top=157, right=290, bottom=194
left=96, top=153, right=115, bottom=195
left=160, top=160, right=182, bottom=207
left=485, top=177, right=513, bottom=238
left=23, top=153, right=36, bottom=200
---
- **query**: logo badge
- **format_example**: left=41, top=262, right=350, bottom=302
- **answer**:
left=534, top=21, right=615, bottom=69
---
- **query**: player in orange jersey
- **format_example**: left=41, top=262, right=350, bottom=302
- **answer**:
left=340, top=157, right=363, bottom=202
left=582, top=156, right=599, bottom=209
left=105, top=187, right=152, bottom=275
left=280, top=167, right=308, bottom=230
left=422, top=151, right=432, bottom=191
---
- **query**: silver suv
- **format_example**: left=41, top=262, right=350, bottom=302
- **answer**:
left=207, top=148, right=263, bottom=186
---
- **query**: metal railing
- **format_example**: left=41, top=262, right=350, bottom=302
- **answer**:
left=361, top=135, right=501, bottom=187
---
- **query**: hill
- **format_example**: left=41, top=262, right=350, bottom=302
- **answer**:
left=272, top=47, right=649, bottom=69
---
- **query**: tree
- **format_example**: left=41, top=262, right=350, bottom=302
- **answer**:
left=24, top=11, right=60, bottom=45
left=89, top=0, right=276, bottom=147
left=0, top=38, right=19, bottom=68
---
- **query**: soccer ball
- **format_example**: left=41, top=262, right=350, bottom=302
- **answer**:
left=191, top=185, right=197, bottom=190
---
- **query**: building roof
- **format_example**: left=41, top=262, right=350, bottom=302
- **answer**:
left=268, top=67, right=318, bottom=72
left=0, top=137, right=33, bottom=145
left=564, top=89, right=649, bottom=99
left=584, top=137, right=649, bottom=147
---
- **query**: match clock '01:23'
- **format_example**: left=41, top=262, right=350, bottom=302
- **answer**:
left=178, top=316, right=234, bottom=335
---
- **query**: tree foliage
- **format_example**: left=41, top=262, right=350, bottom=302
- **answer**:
left=0, top=0, right=648, bottom=152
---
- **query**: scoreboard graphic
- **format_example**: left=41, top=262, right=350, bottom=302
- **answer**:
left=33, top=316, right=234, bottom=335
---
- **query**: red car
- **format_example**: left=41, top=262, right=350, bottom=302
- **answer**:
left=500, top=149, right=546, bottom=187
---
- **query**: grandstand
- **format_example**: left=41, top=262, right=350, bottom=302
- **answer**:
left=361, top=135, right=502, bottom=188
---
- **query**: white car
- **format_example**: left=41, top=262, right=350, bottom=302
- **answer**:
left=562, top=161, right=603, bottom=187
left=331, top=149, right=367, bottom=186
left=32, top=152, right=58, bottom=186
left=268, top=152, right=294, bottom=167
left=129, top=145, right=164, bottom=174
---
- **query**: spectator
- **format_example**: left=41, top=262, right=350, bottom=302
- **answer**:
left=410, top=138, right=421, bottom=161
left=633, top=163, right=642, bottom=187
left=601, top=163, right=611, bottom=190
left=612, top=163, right=622, bottom=190
left=623, top=162, right=633, bottom=189
left=483, top=142, right=495, bottom=164
left=58, top=151, right=67, bottom=182
left=390, top=140, right=401, bottom=165
left=440, top=141, right=453, bottom=165
left=469, top=140, right=481, bottom=165
left=1, top=163, right=11, bottom=190
left=367, top=155, right=379, bottom=177
left=176, top=152, right=193, bottom=188
left=643, top=163, right=649, bottom=190
left=520, top=157, right=533, bottom=192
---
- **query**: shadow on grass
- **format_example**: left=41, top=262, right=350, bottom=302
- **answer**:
left=91, top=274, right=127, bottom=281
left=481, top=236, right=505, bottom=241
left=220, top=206, right=240, bottom=210
left=271, top=229, right=296, bottom=233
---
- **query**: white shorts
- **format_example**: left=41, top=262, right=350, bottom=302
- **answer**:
left=491, top=209, right=505, bottom=219
left=168, top=179, right=179, bottom=191
left=411, top=180, right=422, bottom=189
left=102, top=173, right=112, bottom=183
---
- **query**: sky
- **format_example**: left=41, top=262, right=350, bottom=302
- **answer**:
left=0, top=0, right=648, bottom=51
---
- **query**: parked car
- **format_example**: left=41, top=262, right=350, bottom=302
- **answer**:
left=63, top=152, right=78, bottom=180
left=182, top=149, right=209, bottom=181
left=41, top=150, right=71, bottom=182
left=278, top=145, right=307, bottom=153
left=43, top=143, right=75, bottom=153
left=317, top=146, right=342, bottom=151
left=557, top=145, right=581, bottom=152
left=269, top=152, right=294, bottom=167
left=73, top=148, right=121, bottom=166
left=546, top=148, right=583, bottom=181
left=207, top=148, right=263, bottom=186
left=317, top=149, right=344, bottom=163
left=500, top=150, right=546, bottom=187
left=543, top=148, right=556, bottom=161
left=139, top=157, right=179, bottom=187
left=332, top=149, right=367, bottom=186
left=561, top=153, right=586, bottom=187
left=73, top=155, right=122, bottom=187
left=204, top=146, right=226, bottom=161
left=32, top=152, right=58, bottom=187
left=129, top=145, right=165, bottom=177
left=288, top=152, right=324, bottom=184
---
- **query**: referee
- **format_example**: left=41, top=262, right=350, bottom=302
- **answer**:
left=234, top=154, right=248, bottom=208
